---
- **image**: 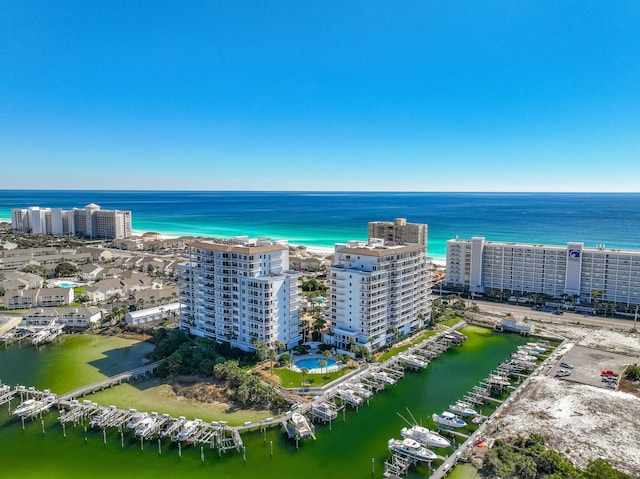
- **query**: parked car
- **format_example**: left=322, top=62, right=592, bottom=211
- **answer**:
left=601, top=370, right=619, bottom=377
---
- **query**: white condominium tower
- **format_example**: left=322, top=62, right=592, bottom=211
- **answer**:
left=11, top=203, right=132, bottom=239
left=178, top=237, right=301, bottom=352
left=368, top=218, right=428, bottom=247
left=326, top=238, right=431, bottom=351
left=446, top=237, right=640, bottom=306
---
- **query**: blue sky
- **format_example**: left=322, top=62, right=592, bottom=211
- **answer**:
left=1, top=1, right=638, bottom=191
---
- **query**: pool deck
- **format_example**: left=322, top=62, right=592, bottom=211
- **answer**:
left=290, top=355, right=344, bottom=374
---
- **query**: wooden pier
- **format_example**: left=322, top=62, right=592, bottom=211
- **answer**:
left=59, top=361, right=163, bottom=401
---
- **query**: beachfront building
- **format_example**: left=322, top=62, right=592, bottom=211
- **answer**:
left=325, top=238, right=431, bottom=351
left=11, top=203, right=132, bottom=239
left=446, top=237, right=640, bottom=307
left=178, top=237, right=301, bottom=352
left=368, top=218, right=428, bottom=247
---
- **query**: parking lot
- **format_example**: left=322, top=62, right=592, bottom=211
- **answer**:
left=550, top=345, right=633, bottom=389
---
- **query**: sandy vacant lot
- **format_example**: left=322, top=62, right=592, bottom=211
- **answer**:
left=492, top=323, right=640, bottom=476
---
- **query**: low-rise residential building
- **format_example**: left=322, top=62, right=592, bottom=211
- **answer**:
left=4, top=287, right=74, bottom=309
left=0, top=271, right=44, bottom=291
left=78, top=264, right=104, bottom=282
left=132, top=286, right=178, bottom=309
left=125, top=302, right=179, bottom=325
left=22, top=306, right=103, bottom=328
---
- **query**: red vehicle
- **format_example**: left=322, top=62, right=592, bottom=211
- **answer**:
left=601, top=370, right=619, bottom=377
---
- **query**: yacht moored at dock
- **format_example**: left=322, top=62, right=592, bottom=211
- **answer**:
left=432, top=411, right=467, bottom=429
left=401, top=425, right=450, bottom=449
left=388, top=437, right=438, bottom=462
left=448, top=401, right=478, bottom=418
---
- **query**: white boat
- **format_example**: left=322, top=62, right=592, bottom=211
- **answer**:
left=176, top=419, right=202, bottom=442
left=388, top=437, right=438, bottom=461
left=372, top=371, right=396, bottom=385
left=432, top=411, right=467, bottom=429
left=135, top=414, right=158, bottom=438
left=290, top=412, right=315, bottom=439
left=311, top=402, right=338, bottom=420
left=399, top=353, right=429, bottom=369
left=337, top=388, right=363, bottom=405
left=127, top=411, right=148, bottom=429
left=448, top=401, right=478, bottom=417
left=488, top=374, right=511, bottom=387
left=348, top=383, right=373, bottom=399
left=90, top=405, right=117, bottom=427
left=401, top=425, right=450, bottom=449
left=527, top=342, right=548, bottom=352
left=12, top=399, right=44, bottom=417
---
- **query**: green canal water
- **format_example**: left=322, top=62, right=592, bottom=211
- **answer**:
left=0, top=327, right=530, bottom=479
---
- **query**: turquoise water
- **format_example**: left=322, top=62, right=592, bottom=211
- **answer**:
left=294, top=358, right=337, bottom=369
left=2, top=191, right=640, bottom=259
left=59, top=282, right=77, bottom=288
left=0, top=327, right=532, bottom=478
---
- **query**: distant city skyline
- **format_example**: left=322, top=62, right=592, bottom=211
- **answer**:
left=1, top=2, right=639, bottom=192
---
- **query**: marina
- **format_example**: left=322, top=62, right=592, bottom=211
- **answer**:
left=0, top=326, right=541, bottom=478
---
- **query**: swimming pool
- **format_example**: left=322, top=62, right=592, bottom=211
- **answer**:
left=292, top=357, right=342, bottom=374
left=295, top=358, right=337, bottom=369
left=58, top=282, right=77, bottom=288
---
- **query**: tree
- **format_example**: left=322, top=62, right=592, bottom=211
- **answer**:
left=279, top=354, right=293, bottom=385
left=624, top=363, right=640, bottom=381
left=591, top=288, right=604, bottom=313
left=55, top=261, right=78, bottom=278
left=583, top=458, right=632, bottom=479
left=300, top=367, right=309, bottom=387
left=317, top=359, right=327, bottom=375
left=268, top=348, right=277, bottom=376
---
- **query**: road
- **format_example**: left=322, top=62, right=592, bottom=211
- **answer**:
left=466, top=298, right=638, bottom=331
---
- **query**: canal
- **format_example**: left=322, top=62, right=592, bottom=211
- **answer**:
left=0, top=326, right=530, bottom=478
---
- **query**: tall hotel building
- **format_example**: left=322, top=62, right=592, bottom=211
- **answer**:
left=326, top=238, right=430, bottom=351
left=368, top=218, right=428, bottom=246
left=178, top=237, right=301, bottom=352
left=446, top=237, right=640, bottom=306
left=11, top=203, right=132, bottom=240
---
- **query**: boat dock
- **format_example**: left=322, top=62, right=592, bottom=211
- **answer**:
left=59, top=361, right=163, bottom=401
left=427, top=339, right=564, bottom=479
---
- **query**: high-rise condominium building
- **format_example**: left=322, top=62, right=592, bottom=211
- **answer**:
left=446, top=237, right=640, bottom=306
left=326, top=238, right=431, bottom=351
left=11, top=203, right=132, bottom=240
left=178, top=237, right=301, bottom=352
left=368, top=218, right=428, bottom=247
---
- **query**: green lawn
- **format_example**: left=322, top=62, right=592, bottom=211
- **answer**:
left=271, top=365, right=354, bottom=388
left=377, top=329, right=438, bottom=362
left=439, top=316, right=464, bottom=327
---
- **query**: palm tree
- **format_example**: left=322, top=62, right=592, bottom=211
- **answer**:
left=300, top=367, right=309, bottom=387
left=280, top=354, right=293, bottom=385
left=591, top=288, right=604, bottom=314
left=268, top=348, right=277, bottom=376
left=317, top=359, right=327, bottom=375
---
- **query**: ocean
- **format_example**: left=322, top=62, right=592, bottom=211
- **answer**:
left=2, top=190, right=640, bottom=260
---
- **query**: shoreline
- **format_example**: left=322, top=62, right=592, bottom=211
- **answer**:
left=131, top=229, right=447, bottom=263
